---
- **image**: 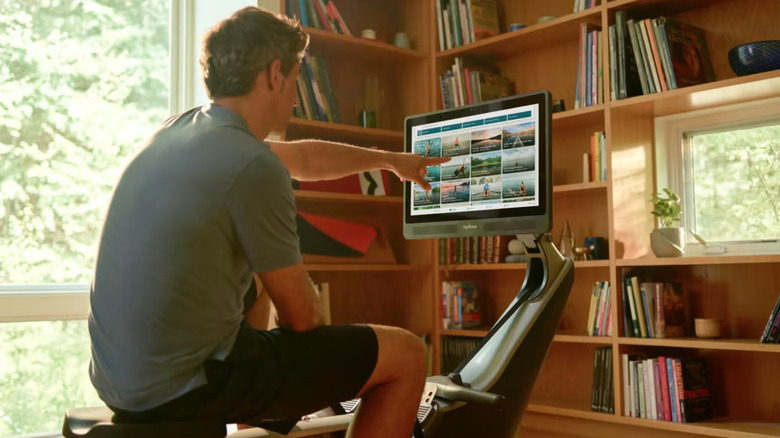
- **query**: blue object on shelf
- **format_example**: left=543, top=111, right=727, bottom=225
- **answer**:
left=728, top=40, right=780, bottom=76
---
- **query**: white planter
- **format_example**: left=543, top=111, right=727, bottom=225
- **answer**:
left=650, top=227, right=686, bottom=257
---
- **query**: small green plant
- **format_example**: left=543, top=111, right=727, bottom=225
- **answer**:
left=650, top=188, right=682, bottom=228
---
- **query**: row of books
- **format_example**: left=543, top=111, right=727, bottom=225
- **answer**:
left=582, top=131, right=607, bottom=183
left=591, top=347, right=614, bottom=413
left=609, top=11, right=715, bottom=100
left=622, top=276, right=687, bottom=339
left=435, top=0, right=500, bottom=51
left=439, top=58, right=514, bottom=109
left=292, top=54, right=341, bottom=123
left=439, top=235, right=506, bottom=265
left=572, top=0, right=600, bottom=13
left=760, top=291, right=780, bottom=343
left=285, top=0, right=351, bottom=35
left=586, top=281, right=613, bottom=336
left=441, top=336, right=482, bottom=373
left=575, top=23, right=604, bottom=109
left=441, top=281, right=482, bottom=330
left=622, top=354, right=712, bottom=422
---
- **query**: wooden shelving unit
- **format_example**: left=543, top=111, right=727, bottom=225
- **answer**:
left=276, top=0, right=780, bottom=436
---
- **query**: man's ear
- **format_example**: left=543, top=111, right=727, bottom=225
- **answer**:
left=268, top=59, right=283, bottom=91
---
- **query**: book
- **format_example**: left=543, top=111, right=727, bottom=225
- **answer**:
left=760, top=291, right=780, bottom=342
left=662, top=282, right=687, bottom=337
left=656, top=17, right=716, bottom=88
left=676, top=357, right=712, bottom=422
left=467, top=0, right=500, bottom=41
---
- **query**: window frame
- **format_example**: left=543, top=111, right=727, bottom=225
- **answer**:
left=654, top=97, right=780, bottom=256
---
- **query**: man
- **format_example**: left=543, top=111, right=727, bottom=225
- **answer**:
left=88, top=7, right=447, bottom=438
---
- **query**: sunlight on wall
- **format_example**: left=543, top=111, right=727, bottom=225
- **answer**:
left=612, top=145, right=652, bottom=259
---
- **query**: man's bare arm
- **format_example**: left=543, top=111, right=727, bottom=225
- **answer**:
left=268, top=139, right=448, bottom=190
left=257, top=263, right=324, bottom=332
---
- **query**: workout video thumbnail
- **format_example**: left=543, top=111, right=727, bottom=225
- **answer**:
left=412, top=182, right=441, bottom=207
left=441, top=133, right=470, bottom=157
left=502, top=172, right=535, bottom=200
left=470, top=151, right=502, bottom=177
left=470, top=176, right=502, bottom=202
left=414, top=137, right=442, bottom=158
left=501, top=147, right=535, bottom=173
left=441, top=157, right=470, bottom=181
left=469, top=128, right=502, bottom=154
left=440, top=180, right=470, bottom=204
left=502, top=122, right=536, bottom=149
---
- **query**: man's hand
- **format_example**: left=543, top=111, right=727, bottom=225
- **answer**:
left=390, top=153, right=449, bottom=191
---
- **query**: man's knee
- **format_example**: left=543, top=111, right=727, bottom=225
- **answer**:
left=368, top=325, right=427, bottom=381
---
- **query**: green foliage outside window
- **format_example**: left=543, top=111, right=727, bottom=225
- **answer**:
left=689, top=123, right=780, bottom=242
left=0, top=0, right=169, bottom=435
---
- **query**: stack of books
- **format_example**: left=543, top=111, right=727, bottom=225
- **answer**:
left=441, top=336, right=482, bottom=372
left=586, top=281, right=612, bottom=336
left=439, top=57, right=514, bottom=108
left=286, top=0, right=351, bottom=35
left=609, top=11, right=716, bottom=100
left=293, top=54, right=341, bottom=123
left=441, top=281, right=482, bottom=330
left=573, top=0, right=600, bottom=13
left=575, top=23, right=604, bottom=109
left=582, top=131, right=606, bottom=183
left=435, top=0, right=501, bottom=51
left=621, top=354, right=712, bottom=422
left=622, top=277, right=687, bottom=338
left=591, top=346, right=614, bottom=413
left=439, top=236, right=505, bottom=265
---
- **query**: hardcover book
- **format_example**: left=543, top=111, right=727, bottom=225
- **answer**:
left=656, top=17, right=716, bottom=88
left=662, top=282, right=688, bottom=337
left=676, top=357, right=712, bottom=422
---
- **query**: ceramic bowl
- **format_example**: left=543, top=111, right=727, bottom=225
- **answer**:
left=695, top=318, right=722, bottom=339
left=728, top=40, right=780, bottom=76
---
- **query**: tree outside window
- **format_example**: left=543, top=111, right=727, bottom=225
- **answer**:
left=0, top=1, right=169, bottom=435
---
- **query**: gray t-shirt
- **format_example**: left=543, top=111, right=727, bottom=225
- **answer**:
left=88, top=104, right=301, bottom=411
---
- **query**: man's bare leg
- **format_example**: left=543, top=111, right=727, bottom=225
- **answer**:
left=347, top=325, right=427, bottom=438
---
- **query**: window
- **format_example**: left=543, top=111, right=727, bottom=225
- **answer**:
left=655, top=98, right=780, bottom=254
left=0, top=1, right=172, bottom=436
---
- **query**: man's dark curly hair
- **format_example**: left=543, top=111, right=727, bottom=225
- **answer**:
left=200, top=7, right=309, bottom=100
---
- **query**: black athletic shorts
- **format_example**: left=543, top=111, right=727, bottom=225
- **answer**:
left=110, top=321, right=379, bottom=434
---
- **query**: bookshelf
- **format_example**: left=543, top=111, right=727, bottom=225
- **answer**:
left=276, top=0, right=780, bottom=436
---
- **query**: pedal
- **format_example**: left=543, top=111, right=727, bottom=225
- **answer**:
left=417, top=404, right=432, bottom=424
left=337, top=398, right=361, bottom=414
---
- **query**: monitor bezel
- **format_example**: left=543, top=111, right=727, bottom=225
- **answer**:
left=403, top=90, right=552, bottom=235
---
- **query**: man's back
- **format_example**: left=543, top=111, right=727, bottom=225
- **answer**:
left=88, top=104, right=300, bottom=411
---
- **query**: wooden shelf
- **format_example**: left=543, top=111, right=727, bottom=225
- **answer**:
left=528, top=404, right=780, bottom=438
left=617, top=254, right=780, bottom=267
left=554, top=181, right=608, bottom=194
left=618, top=337, right=780, bottom=353
left=608, top=70, right=780, bottom=117
left=305, top=27, right=427, bottom=64
left=442, top=328, right=489, bottom=337
left=575, top=259, right=610, bottom=268
left=304, top=263, right=427, bottom=272
left=286, top=117, right=403, bottom=145
left=294, top=190, right=402, bottom=205
left=439, top=263, right=526, bottom=271
left=552, top=105, right=606, bottom=130
left=554, top=333, right=613, bottom=344
left=435, top=7, right=602, bottom=59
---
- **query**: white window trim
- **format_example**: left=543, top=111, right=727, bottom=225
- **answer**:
left=655, top=97, right=780, bottom=256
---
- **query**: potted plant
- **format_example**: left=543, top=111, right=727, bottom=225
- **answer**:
left=650, top=188, right=685, bottom=257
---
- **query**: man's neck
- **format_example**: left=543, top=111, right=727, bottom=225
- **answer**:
left=212, top=97, right=272, bottom=141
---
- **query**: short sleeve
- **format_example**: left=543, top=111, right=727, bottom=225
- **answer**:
left=226, top=153, right=301, bottom=273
